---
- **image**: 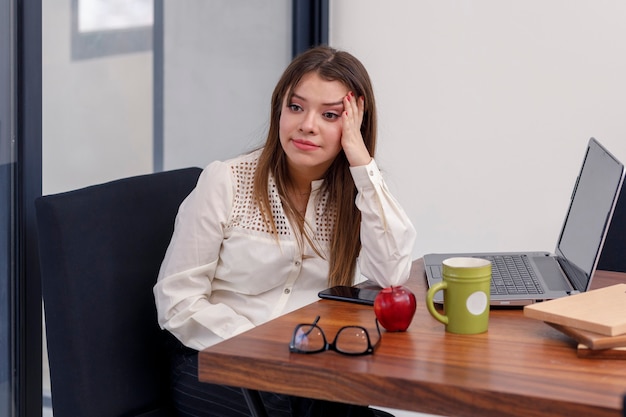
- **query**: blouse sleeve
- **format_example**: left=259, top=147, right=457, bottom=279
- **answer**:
left=350, top=159, right=417, bottom=288
left=153, top=161, right=255, bottom=351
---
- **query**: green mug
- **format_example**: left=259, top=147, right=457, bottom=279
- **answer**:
left=426, top=257, right=491, bottom=334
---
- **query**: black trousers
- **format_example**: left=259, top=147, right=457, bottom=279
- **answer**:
left=169, top=344, right=381, bottom=417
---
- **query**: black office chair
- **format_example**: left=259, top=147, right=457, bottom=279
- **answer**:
left=36, top=167, right=202, bottom=417
left=598, top=183, right=626, bottom=273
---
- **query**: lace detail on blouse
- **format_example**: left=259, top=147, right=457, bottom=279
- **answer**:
left=227, top=152, right=334, bottom=243
left=314, top=192, right=334, bottom=242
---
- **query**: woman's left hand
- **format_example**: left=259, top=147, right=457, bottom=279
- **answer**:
left=341, top=92, right=372, bottom=167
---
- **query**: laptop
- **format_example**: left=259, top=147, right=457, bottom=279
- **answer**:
left=424, top=138, right=625, bottom=307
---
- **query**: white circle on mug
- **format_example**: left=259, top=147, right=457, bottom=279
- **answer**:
left=466, top=291, right=488, bottom=315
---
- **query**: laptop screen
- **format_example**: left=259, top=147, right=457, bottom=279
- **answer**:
left=555, top=138, right=625, bottom=292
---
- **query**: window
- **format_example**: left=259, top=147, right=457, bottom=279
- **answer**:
left=0, top=0, right=15, bottom=414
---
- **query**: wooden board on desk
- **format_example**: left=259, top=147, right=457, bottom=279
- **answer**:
left=577, top=344, right=626, bottom=359
left=524, top=283, right=626, bottom=336
left=548, top=322, right=626, bottom=350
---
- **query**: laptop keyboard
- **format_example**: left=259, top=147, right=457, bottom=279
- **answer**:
left=482, top=255, right=544, bottom=295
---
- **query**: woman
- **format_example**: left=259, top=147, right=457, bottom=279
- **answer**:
left=154, top=45, right=416, bottom=417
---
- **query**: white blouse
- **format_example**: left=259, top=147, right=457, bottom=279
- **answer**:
left=154, top=149, right=416, bottom=351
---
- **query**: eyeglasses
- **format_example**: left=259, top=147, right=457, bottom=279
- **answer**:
left=289, top=316, right=381, bottom=356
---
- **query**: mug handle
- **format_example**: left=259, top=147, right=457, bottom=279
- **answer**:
left=426, top=281, right=449, bottom=325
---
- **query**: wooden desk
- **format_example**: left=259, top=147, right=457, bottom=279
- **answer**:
left=199, top=260, right=626, bottom=417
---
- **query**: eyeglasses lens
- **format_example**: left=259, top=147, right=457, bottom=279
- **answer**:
left=336, top=326, right=370, bottom=354
left=294, top=325, right=325, bottom=352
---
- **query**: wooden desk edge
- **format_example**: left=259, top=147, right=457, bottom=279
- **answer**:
left=198, top=351, right=620, bottom=417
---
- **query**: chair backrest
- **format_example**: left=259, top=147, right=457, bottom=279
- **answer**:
left=36, top=167, right=202, bottom=417
left=598, top=183, right=626, bottom=273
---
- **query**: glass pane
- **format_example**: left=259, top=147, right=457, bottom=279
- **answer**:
left=162, top=0, right=291, bottom=170
left=0, top=0, right=15, bottom=415
left=42, top=0, right=154, bottom=195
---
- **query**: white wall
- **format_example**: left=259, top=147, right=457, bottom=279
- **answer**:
left=330, top=0, right=626, bottom=260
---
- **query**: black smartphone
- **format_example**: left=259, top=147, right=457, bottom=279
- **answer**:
left=317, top=285, right=381, bottom=306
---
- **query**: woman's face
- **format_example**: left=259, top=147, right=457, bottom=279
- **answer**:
left=279, top=72, right=349, bottom=180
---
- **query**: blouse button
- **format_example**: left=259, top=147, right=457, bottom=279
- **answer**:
left=295, top=260, right=301, bottom=266
left=369, top=170, right=374, bottom=176
left=284, top=288, right=291, bottom=294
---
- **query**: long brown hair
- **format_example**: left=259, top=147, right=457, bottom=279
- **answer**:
left=254, top=45, right=377, bottom=287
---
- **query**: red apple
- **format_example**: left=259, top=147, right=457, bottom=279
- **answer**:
left=373, top=286, right=417, bottom=331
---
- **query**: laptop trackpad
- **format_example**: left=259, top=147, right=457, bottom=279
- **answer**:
left=533, top=256, right=571, bottom=291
